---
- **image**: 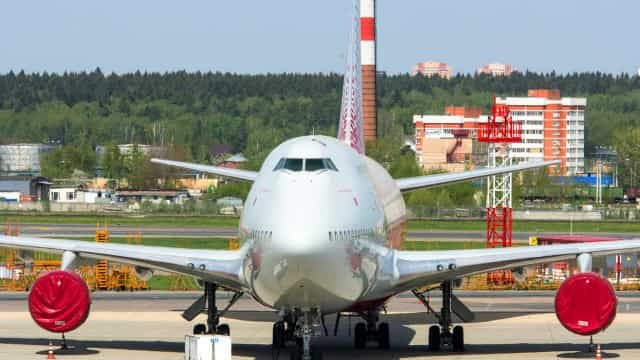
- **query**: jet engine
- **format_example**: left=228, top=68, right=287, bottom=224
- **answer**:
left=554, top=272, right=617, bottom=336
left=28, top=271, right=91, bottom=333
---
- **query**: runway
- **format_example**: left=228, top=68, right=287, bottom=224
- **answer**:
left=13, top=223, right=637, bottom=242
left=2, top=291, right=640, bottom=359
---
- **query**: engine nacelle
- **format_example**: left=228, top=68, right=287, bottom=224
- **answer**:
left=555, top=272, right=617, bottom=336
left=28, top=271, right=91, bottom=333
left=134, top=266, right=154, bottom=282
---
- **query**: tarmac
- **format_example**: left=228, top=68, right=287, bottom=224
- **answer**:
left=1, top=291, right=640, bottom=359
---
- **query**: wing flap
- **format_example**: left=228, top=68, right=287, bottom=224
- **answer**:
left=395, top=160, right=559, bottom=193
left=151, top=158, right=258, bottom=182
left=0, top=235, right=247, bottom=291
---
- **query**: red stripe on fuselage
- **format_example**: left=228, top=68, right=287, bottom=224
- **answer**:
left=361, top=18, right=375, bottom=41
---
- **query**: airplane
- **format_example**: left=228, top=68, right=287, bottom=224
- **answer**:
left=2, top=6, right=639, bottom=360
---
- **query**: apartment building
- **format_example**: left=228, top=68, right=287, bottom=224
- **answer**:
left=413, top=90, right=586, bottom=175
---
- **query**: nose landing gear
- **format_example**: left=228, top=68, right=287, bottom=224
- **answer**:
left=272, top=310, right=323, bottom=360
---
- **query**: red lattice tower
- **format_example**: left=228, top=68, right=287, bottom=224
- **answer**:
left=478, top=99, right=522, bottom=285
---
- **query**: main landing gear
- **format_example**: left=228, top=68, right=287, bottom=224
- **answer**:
left=413, top=280, right=474, bottom=352
left=353, top=310, right=390, bottom=350
left=183, top=282, right=243, bottom=336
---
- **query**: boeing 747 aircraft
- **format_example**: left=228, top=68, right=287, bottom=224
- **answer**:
left=1, top=5, right=637, bottom=360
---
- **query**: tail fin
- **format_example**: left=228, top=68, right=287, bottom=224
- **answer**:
left=337, top=0, right=365, bottom=155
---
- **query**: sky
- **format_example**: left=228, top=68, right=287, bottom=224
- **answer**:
left=1, top=0, right=638, bottom=75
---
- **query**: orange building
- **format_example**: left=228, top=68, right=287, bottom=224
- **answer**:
left=414, top=90, right=586, bottom=175
left=413, top=107, right=483, bottom=171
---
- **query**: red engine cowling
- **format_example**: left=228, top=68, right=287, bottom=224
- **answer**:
left=555, top=272, right=617, bottom=336
left=28, top=271, right=91, bottom=333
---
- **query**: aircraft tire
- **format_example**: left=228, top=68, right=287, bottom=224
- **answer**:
left=354, top=322, right=367, bottom=349
left=452, top=325, right=464, bottom=352
left=193, top=323, right=207, bottom=335
left=217, top=324, right=230, bottom=336
left=428, top=325, right=441, bottom=352
left=272, top=322, right=286, bottom=348
left=377, top=322, right=390, bottom=349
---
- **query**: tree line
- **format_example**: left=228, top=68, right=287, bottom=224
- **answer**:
left=1, top=69, right=639, bottom=203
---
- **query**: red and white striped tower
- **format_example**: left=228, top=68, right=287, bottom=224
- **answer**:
left=361, top=0, right=377, bottom=141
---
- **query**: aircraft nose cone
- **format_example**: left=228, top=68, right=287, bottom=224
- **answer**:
left=252, top=230, right=365, bottom=313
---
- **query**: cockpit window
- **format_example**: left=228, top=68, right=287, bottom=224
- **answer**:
left=305, top=158, right=339, bottom=172
left=324, top=159, right=338, bottom=171
left=305, top=159, right=325, bottom=172
left=274, top=158, right=303, bottom=171
left=274, top=158, right=338, bottom=172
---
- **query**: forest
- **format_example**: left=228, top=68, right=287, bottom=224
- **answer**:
left=1, top=69, right=639, bottom=203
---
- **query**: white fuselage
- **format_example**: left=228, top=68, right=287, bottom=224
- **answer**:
left=238, top=135, right=406, bottom=314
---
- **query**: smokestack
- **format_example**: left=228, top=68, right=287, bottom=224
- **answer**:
left=361, top=0, right=377, bottom=141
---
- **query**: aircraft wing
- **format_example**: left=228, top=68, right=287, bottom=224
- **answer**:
left=395, top=160, right=559, bottom=193
left=0, top=235, right=247, bottom=291
left=151, top=158, right=258, bottom=182
left=392, top=240, right=640, bottom=293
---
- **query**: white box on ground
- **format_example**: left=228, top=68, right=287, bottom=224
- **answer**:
left=185, top=334, right=232, bottom=360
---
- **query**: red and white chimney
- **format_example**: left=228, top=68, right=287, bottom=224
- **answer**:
left=361, top=0, right=377, bottom=141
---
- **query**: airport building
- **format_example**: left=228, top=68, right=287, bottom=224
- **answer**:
left=414, top=90, right=586, bottom=175
left=477, top=63, right=513, bottom=77
left=411, top=60, right=452, bottom=79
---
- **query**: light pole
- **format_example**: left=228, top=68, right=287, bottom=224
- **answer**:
left=625, top=158, right=636, bottom=189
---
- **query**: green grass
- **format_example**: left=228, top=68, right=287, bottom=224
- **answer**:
left=0, top=214, right=239, bottom=228
left=402, top=241, right=485, bottom=250
left=407, top=219, right=640, bottom=233
left=56, top=237, right=233, bottom=250
left=5, top=213, right=640, bottom=235
left=401, top=241, right=526, bottom=251
left=146, top=275, right=200, bottom=291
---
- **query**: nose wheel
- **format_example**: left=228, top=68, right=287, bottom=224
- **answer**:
left=274, top=310, right=323, bottom=360
left=272, top=321, right=287, bottom=348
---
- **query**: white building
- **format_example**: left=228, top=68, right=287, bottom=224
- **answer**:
left=477, top=63, right=513, bottom=77
left=50, top=187, right=104, bottom=204
left=497, top=90, right=586, bottom=175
